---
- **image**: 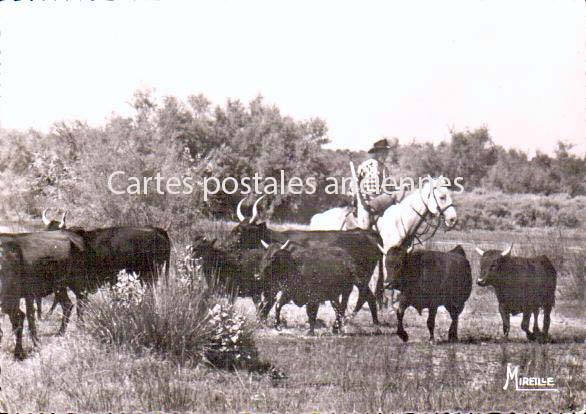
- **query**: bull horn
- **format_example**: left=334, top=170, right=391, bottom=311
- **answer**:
left=377, top=244, right=386, bottom=255
left=501, top=244, right=513, bottom=257
left=280, top=240, right=290, bottom=250
left=42, top=208, right=51, bottom=226
left=407, top=246, right=414, bottom=254
left=261, top=240, right=269, bottom=249
left=249, top=195, right=266, bottom=224
left=236, top=198, right=246, bottom=222
left=58, top=210, right=67, bottom=229
left=475, top=246, right=485, bottom=256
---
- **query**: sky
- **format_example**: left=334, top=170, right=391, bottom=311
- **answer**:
left=0, top=0, right=584, bottom=155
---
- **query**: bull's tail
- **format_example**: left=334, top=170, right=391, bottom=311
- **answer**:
left=159, top=229, right=172, bottom=285
left=149, top=226, right=172, bottom=285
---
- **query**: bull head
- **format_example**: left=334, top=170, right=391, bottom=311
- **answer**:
left=475, top=244, right=512, bottom=257
left=379, top=244, right=412, bottom=255
left=261, top=239, right=289, bottom=250
left=42, top=208, right=67, bottom=229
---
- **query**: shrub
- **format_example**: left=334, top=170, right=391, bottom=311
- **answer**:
left=84, top=268, right=268, bottom=371
left=203, top=300, right=262, bottom=370
left=85, top=270, right=213, bottom=366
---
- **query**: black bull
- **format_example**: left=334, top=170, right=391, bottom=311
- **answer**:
left=0, top=223, right=171, bottom=360
left=385, top=244, right=472, bottom=342
left=39, top=225, right=171, bottom=317
left=42, top=211, right=171, bottom=285
left=190, top=236, right=265, bottom=305
left=259, top=242, right=356, bottom=334
left=476, top=246, right=556, bottom=341
left=63, top=226, right=171, bottom=286
left=0, top=231, right=89, bottom=359
left=231, top=221, right=384, bottom=325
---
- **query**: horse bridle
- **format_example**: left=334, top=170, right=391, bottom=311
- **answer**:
left=401, top=182, right=456, bottom=247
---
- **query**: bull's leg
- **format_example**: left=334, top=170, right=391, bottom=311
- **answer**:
left=354, top=285, right=379, bottom=325
left=338, top=285, right=353, bottom=320
left=306, top=302, right=319, bottom=336
left=427, top=307, right=437, bottom=343
left=47, top=295, right=59, bottom=318
left=259, top=295, right=275, bottom=321
left=532, top=308, right=541, bottom=336
left=352, top=290, right=367, bottom=314
left=543, top=305, right=552, bottom=340
left=330, top=298, right=343, bottom=334
left=25, top=297, right=40, bottom=347
left=521, top=311, right=535, bottom=341
left=74, top=290, right=85, bottom=322
left=498, top=304, right=510, bottom=340
left=35, top=297, right=42, bottom=320
left=7, top=307, right=25, bottom=360
left=274, top=293, right=288, bottom=330
left=447, top=307, right=460, bottom=342
left=396, top=301, right=409, bottom=342
left=251, top=292, right=262, bottom=310
left=55, top=289, right=73, bottom=336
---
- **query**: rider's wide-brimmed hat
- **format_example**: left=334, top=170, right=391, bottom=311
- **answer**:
left=368, top=138, right=392, bottom=153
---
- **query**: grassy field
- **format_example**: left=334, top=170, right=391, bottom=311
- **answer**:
left=0, top=225, right=584, bottom=413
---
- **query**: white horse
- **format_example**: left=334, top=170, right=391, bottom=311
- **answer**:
left=310, top=176, right=457, bottom=250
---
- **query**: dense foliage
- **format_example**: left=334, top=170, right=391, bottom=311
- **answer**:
left=1, top=89, right=584, bottom=229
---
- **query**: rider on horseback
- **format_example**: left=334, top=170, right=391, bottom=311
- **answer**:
left=354, top=138, right=406, bottom=230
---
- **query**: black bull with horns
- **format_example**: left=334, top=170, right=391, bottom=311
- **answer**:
left=383, top=244, right=472, bottom=343
left=232, top=196, right=385, bottom=325
left=475, top=244, right=557, bottom=341
left=38, top=210, right=171, bottom=318
left=258, top=239, right=356, bottom=335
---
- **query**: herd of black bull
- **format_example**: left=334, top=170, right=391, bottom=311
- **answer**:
left=0, top=215, right=170, bottom=359
left=0, top=205, right=558, bottom=361
left=194, top=203, right=558, bottom=342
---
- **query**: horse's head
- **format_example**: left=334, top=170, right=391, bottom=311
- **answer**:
left=420, top=176, right=457, bottom=228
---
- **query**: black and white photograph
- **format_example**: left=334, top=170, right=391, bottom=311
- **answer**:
left=0, top=1, right=584, bottom=412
